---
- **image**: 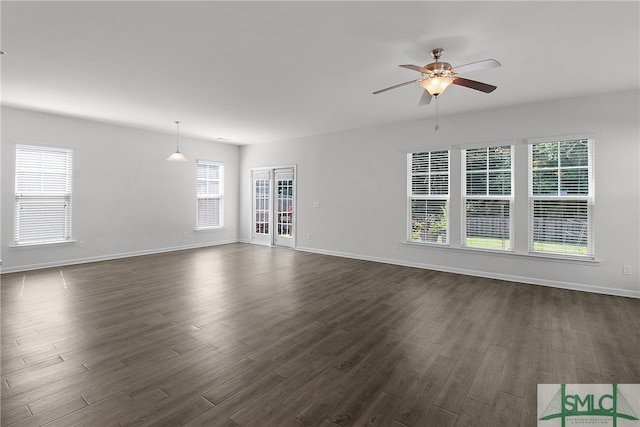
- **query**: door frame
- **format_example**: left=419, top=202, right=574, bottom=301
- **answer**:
left=250, top=165, right=297, bottom=248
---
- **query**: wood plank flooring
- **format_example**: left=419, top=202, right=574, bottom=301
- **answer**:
left=1, top=243, right=639, bottom=426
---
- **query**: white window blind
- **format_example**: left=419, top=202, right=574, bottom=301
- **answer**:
left=529, top=138, right=593, bottom=256
left=462, top=145, right=513, bottom=250
left=196, top=161, right=223, bottom=228
left=14, top=144, right=72, bottom=245
left=408, top=150, right=449, bottom=244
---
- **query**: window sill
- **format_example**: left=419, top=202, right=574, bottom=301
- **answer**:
left=402, top=241, right=600, bottom=264
left=194, top=227, right=226, bottom=232
left=10, top=240, right=77, bottom=249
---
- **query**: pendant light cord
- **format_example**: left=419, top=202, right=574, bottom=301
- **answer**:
left=175, top=121, right=181, bottom=151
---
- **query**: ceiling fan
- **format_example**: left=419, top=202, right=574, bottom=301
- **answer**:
left=373, top=48, right=501, bottom=106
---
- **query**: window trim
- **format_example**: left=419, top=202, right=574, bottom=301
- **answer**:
left=401, top=239, right=600, bottom=264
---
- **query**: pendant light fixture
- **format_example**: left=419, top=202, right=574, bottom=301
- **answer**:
left=167, top=120, right=187, bottom=161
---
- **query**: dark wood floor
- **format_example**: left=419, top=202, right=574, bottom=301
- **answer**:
left=1, top=243, right=639, bottom=426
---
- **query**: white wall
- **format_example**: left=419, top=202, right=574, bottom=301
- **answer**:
left=3, top=91, right=639, bottom=297
left=240, top=90, right=640, bottom=297
left=1, top=107, right=240, bottom=272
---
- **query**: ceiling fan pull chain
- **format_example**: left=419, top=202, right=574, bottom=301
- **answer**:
left=434, top=96, right=440, bottom=131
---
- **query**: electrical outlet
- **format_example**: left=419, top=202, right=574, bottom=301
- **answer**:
left=307, top=233, right=311, bottom=240
left=78, top=241, right=84, bottom=249
left=183, top=232, right=188, bottom=238
left=623, top=265, right=631, bottom=275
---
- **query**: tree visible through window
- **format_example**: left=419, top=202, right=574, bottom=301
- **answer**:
left=463, top=145, right=513, bottom=250
left=408, top=150, right=449, bottom=244
left=529, top=139, right=593, bottom=256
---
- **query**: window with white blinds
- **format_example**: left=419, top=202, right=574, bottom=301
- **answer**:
left=462, top=145, right=513, bottom=250
left=408, top=150, right=449, bottom=244
left=529, top=138, right=593, bottom=256
left=196, top=161, right=223, bottom=229
left=14, top=144, right=73, bottom=245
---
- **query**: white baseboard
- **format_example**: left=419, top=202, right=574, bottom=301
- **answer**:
left=295, top=246, right=640, bottom=299
left=0, top=239, right=239, bottom=274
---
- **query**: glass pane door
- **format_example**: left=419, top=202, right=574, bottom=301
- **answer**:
left=252, top=169, right=272, bottom=245
left=274, top=168, right=295, bottom=247
left=251, top=167, right=296, bottom=247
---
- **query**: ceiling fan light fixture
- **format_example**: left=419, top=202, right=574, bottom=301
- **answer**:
left=167, top=120, right=187, bottom=162
left=420, top=76, right=454, bottom=96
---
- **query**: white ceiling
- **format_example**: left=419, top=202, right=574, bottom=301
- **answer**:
left=1, top=1, right=639, bottom=144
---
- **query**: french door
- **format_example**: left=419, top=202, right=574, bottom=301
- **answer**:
left=251, top=167, right=295, bottom=248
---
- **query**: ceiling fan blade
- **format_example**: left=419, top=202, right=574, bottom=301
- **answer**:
left=373, top=79, right=418, bottom=94
left=399, top=64, right=430, bottom=74
left=418, top=90, right=432, bottom=105
left=452, top=59, right=501, bottom=75
left=452, top=77, right=497, bottom=93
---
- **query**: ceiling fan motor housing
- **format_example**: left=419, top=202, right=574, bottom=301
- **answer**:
left=424, top=61, right=453, bottom=77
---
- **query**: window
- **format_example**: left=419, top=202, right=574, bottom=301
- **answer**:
left=14, top=144, right=72, bottom=245
left=462, top=145, right=513, bottom=250
left=408, top=150, right=449, bottom=244
left=529, top=138, right=593, bottom=256
left=196, top=161, right=223, bottom=228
